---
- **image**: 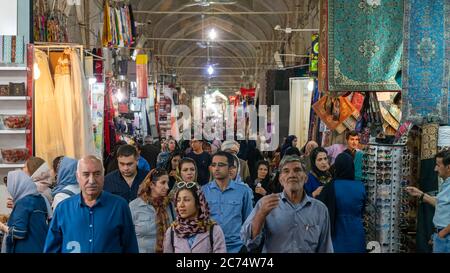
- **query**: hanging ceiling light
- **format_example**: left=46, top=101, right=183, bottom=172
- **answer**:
left=208, top=28, right=217, bottom=40
left=207, top=65, right=215, bottom=75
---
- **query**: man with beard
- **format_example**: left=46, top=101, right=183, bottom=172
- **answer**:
left=241, top=155, right=333, bottom=253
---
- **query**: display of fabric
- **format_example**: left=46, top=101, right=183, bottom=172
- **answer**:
left=102, top=2, right=135, bottom=47
left=421, top=123, right=439, bottom=160
left=328, top=0, right=403, bottom=91
left=34, top=49, right=65, bottom=165
left=318, top=0, right=328, bottom=93
left=402, top=0, right=449, bottom=125
left=33, top=0, right=68, bottom=43
left=69, top=49, right=96, bottom=159
left=0, top=36, right=24, bottom=64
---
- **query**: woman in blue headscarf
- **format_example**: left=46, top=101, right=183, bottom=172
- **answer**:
left=51, top=157, right=79, bottom=209
left=0, top=170, right=51, bottom=253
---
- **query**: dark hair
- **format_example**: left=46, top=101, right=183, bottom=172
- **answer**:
left=256, top=160, right=270, bottom=179
left=212, top=151, right=234, bottom=167
left=138, top=168, right=169, bottom=203
left=285, top=147, right=301, bottom=157
left=166, top=151, right=183, bottom=171
left=117, top=144, right=138, bottom=158
left=310, top=147, right=328, bottom=166
left=346, top=130, right=359, bottom=140
left=178, top=157, right=198, bottom=181
left=52, top=156, right=64, bottom=174
left=436, top=149, right=450, bottom=166
left=175, top=187, right=200, bottom=210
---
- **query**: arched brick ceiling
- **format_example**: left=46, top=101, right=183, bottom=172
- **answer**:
left=130, top=0, right=314, bottom=94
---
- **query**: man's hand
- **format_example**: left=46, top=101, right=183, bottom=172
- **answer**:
left=405, top=186, right=422, bottom=198
left=257, top=194, right=280, bottom=217
left=438, top=230, right=448, bottom=239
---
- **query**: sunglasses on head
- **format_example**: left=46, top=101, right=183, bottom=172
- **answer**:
left=176, top=181, right=198, bottom=189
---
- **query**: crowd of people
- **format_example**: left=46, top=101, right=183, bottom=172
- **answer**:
left=0, top=131, right=449, bottom=253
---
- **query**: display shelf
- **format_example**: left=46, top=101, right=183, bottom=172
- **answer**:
left=0, top=163, right=25, bottom=169
left=0, top=130, right=29, bottom=134
left=0, top=96, right=30, bottom=101
left=0, top=66, right=27, bottom=71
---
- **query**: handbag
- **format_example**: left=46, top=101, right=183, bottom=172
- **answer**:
left=8, top=82, right=26, bottom=96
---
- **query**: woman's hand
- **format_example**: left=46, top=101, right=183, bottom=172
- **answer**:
left=6, top=197, right=13, bottom=209
left=312, top=186, right=324, bottom=198
left=255, top=186, right=267, bottom=196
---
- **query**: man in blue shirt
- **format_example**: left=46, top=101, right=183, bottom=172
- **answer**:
left=202, top=151, right=253, bottom=253
left=241, top=155, right=333, bottom=253
left=406, top=150, right=450, bottom=253
left=44, top=155, right=138, bottom=253
left=104, top=144, right=149, bottom=203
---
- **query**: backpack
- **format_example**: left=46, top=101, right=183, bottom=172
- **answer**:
left=171, top=224, right=215, bottom=253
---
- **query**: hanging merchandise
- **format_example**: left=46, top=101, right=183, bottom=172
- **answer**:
left=402, top=0, right=449, bottom=125
left=318, top=0, right=329, bottom=93
left=34, top=49, right=65, bottom=165
left=33, top=0, right=69, bottom=43
left=312, top=95, right=358, bottom=134
left=0, top=35, right=25, bottom=65
left=136, top=54, right=148, bottom=98
left=362, top=144, right=414, bottom=253
left=90, top=83, right=105, bottom=159
left=328, top=0, right=402, bottom=91
left=102, top=1, right=136, bottom=48
left=310, top=34, right=319, bottom=75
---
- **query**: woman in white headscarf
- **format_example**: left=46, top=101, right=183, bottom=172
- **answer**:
left=0, top=171, right=51, bottom=253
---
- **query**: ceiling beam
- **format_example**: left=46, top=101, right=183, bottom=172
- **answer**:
left=145, top=37, right=284, bottom=43
left=135, top=11, right=296, bottom=15
left=154, top=54, right=259, bottom=59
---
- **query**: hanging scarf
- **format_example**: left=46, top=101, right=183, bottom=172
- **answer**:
left=171, top=187, right=215, bottom=238
left=149, top=196, right=170, bottom=253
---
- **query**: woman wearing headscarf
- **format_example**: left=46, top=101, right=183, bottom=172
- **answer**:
left=245, top=160, right=272, bottom=204
left=51, top=157, right=79, bottom=209
left=129, top=169, right=175, bottom=253
left=0, top=171, right=51, bottom=253
left=164, top=182, right=226, bottom=253
left=304, top=147, right=333, bottom=197
left=280, top=135, right=298, bottom=159
left=317, top=153, right=366, bottom=253
left=23, top=156, right=53, bottom=203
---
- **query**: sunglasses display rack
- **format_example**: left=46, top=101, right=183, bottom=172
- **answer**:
left=362, top=143, right=412, bottom=253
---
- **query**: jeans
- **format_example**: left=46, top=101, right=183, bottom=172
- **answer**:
left=432, top=233, right=450, bottom=253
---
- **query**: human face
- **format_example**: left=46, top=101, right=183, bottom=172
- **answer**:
left=150, top=175, right=170, bottom=198
left=168, top=140, right=176, bottom=152
left=118, top=155, right=138, bottom=178
left=77, top=159, right=104, bottom=199
left=435, top=158, right=450, bottom=180
left=292, top=138, right=298, bottom=148
left=257, top=165, right=268, bottom=180
left=279, top=162, right=306, bottom=193
left=347, top=135, right=360, bottom=151
left=211, top=155, right=230, bottom=180
left=144, top=137, right=152, bottom=145
left=305, top=141, right=318, bottom=156
left=176, top=189, right=199, bottom=220
left=191, top=140, right=201, bottom=151
left=171, top=155, right=181, bottom=171
left=180, top=162, right=196, bottom=182
left=315, top=152, right=330, bottom=172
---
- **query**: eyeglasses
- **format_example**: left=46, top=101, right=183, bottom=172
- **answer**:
left=210, top=162, right=228, bottom=167
left=176, top=181, right=198, bottom=189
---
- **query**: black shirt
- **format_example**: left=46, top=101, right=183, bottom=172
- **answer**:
left=186, top=151, right=212, bottom=186
left=104, top=168, right=149, bottom=203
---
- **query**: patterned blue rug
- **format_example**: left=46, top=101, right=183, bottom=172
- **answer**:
left=402, top=0, right=449, bottom=125
left=328, top=0, right=403, bottom=92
